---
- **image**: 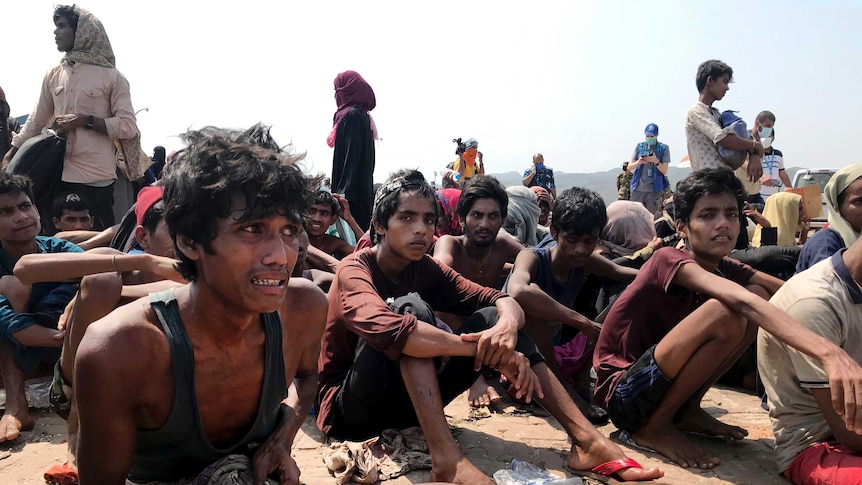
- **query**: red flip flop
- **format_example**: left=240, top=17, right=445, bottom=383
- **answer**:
left=44, top=462, right=78, bottom=485
left=572, top=458, right=644, bottom=483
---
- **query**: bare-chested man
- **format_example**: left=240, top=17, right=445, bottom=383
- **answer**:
left=305, top=190, right=362, bottom=259
left=433, top=175, right=523, bottom=407
left=73, top=125, right=327, bottom=484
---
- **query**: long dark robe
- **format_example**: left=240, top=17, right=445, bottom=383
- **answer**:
left=332, top=108, right=375, bottom=231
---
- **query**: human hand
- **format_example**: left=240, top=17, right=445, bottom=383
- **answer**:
left=747, top=155, right=764, bottom=182
left=331, top=193, right=353, bottom=221
left=647, top=236, right=663, bottom=251
left=52, top=114, right=85, bottom=135
left=477, top=151, right=483, bottom=162
left=752, top=140, right=766, bottom=156
left=577, top=319, right=602, bottom=343
left=56, top=296, right=77, bottom=332
left=744, top=202, right=770, bottom=227
left=146, top=254, right=186, bottom=283
left=460, top=317, right=518, bottom=371
left=822, top=349, right=862, bottom=434
left=252, top=434, right=301, bottom=485
left=759, top=174, right=775, bottom=187
left=645, top=154, right=659, bottom=165
left=497, top=351, right=543, bottom=403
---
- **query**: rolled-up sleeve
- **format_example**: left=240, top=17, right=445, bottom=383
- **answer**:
left=103, top=72, right=138, bottom=141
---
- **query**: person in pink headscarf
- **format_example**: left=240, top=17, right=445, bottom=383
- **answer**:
left=328, top=70, right=378, bottom=232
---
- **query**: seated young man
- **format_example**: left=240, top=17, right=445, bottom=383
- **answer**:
left=305, top=190, right=360, bottom=259
left=317, top=169, right=662, bottom=484
left=293, top=224, right=334, bottom=292
left=432, top=175, right=524, bottom=408
left=593, top=168, right=862, bottom=470
left=73, top=125, right=328, bottom=484
left=52, top=193, right=94, bottom=233
left=51, top=192, right=120, bottom=250
left=759, top=237, right=862, bottom=485
left=506, top=187, right=637, bottom=422
left=0, top=173, right=82, bottom=443
left=14, top=185, right=184, bottom=477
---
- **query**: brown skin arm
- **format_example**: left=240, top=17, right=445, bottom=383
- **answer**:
left=53, top=114, right=108, bottom=137
left=76, top=311, right=157, bottom=484
left=506, top=249, right=600, bottom=340
left=279, top=278, right=327, bottom=446
left=430, top=235, right=459, bottom=267
left=674, top=263, right=862, bottom=432
left=304, top=245, right=339, bottom=272
left=326, top=236, right=355, bottom=260
left=582, top=252, right=638, bottom=282
left=812, top=388, right=862, bottom=452
left=780, top=169, right=793, bottom=189
left=747, top=271, right=784, bottom=296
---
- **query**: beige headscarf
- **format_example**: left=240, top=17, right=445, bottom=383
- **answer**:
left=64, top=6, right=115, bottom=68
left=752, top=192, right=802, bottom=247
left=824, top=164, right=862, bottom=247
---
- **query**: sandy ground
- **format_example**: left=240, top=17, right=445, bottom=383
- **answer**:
left=0, top=385, right=788, bottom=485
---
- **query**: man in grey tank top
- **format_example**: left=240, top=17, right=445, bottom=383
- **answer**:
left=73, top=125, right=327, bottom=484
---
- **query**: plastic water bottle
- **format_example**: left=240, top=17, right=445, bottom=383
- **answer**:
left=492, top=459, right=583, bottom=485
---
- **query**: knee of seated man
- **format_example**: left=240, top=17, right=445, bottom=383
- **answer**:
left=0, top=275, right=31, bottom=306
left=700, top=299, right=747, bottom=341
left=79, top=272, right=122, bottom=303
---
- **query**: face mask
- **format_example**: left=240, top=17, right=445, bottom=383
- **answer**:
left=535, top=163, right=544, bottom=170
left=462, top=149, right=477, bottom=166
left=645, top=137, right=657, bottom=146
left=758, top=127, right=773, bottom=138
left=762, top=136, right=773, bottom=149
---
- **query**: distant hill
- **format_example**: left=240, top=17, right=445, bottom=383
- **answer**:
left=488, top=166, right=806, bottom=205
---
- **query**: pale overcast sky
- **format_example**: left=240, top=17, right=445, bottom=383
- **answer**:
left=5, top=1, right=860, bottom=184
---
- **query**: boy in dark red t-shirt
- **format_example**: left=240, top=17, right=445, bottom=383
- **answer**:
left=594, top=168, right=862, bottom=471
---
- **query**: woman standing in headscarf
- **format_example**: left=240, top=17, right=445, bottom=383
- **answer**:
left=797, top=164, right=862, bottom=272
left=328, top=71, right=377, bottom=232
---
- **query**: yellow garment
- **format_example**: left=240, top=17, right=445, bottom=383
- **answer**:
left=752, top=192, right=802, bottom=247
left=825, top=164, right=862, bottom=247
left=452, top=157, right=477, bottom=179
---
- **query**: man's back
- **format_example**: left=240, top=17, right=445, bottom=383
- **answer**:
left=758, top=252, right=862, bottom=472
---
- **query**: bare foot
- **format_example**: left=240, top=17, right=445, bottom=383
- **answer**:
left=567, top=433, right=664, bottom=481
left=677, top=406, right=747, bottom=441
left=633, top=423, right=720, bottom=469
left=431, top=456, right=494, bottom=485
left=467, top=376, right=501, bottom=408
left=0, top=412, right=34, bottom=442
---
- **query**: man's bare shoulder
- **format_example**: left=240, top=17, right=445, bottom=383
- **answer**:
left=433, top=235, right=467, bottom=256
left=78, top=296, right=169, bottom=377
left=281, top=278, right=328, bottom=335
left=495, top=232, right=525, bottom=257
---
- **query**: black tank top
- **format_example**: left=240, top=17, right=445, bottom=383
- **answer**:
left=127, top=290, right=287, bottom=483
